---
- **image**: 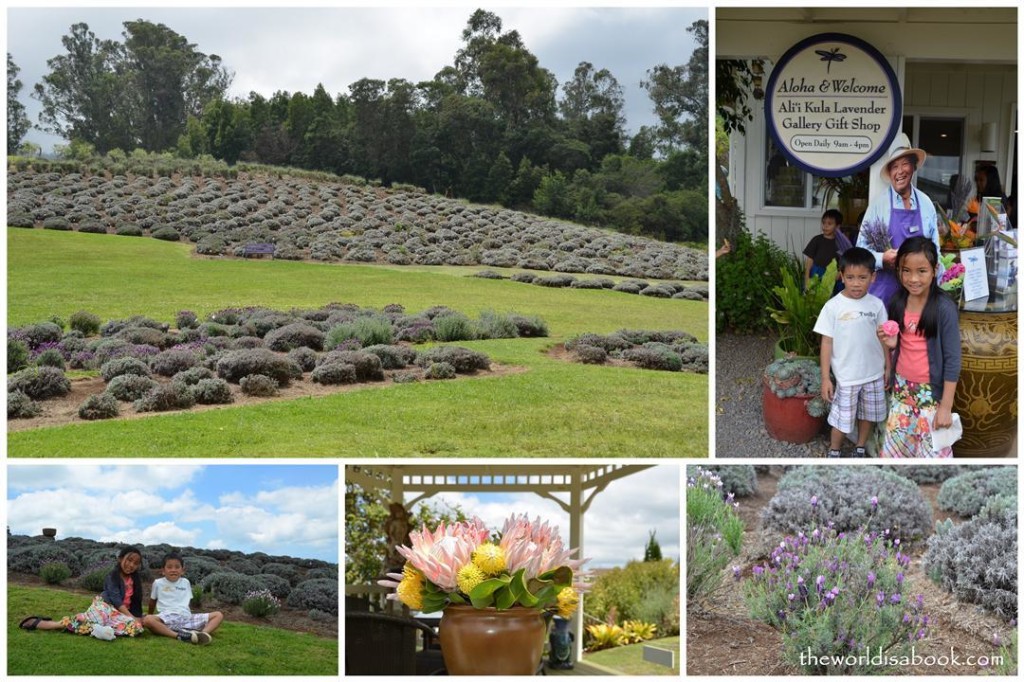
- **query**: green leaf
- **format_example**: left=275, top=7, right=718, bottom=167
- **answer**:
left=495, top=586, right=517, bottom=610
left=537, top=566, right=572, bottom=586
left=421, top=592, right=448, bottom=613
left=468, top=577, right=509, bottom=608
left=448, top=592, right=466, bottom=604
left=510, top=569, right=539, bottom=607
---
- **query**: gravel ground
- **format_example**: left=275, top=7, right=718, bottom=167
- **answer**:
left=714, top=333, right=828, bottom=458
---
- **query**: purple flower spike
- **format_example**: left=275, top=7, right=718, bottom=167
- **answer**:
left=815, top=575, right=825, bottom=593
left=788, top=593, right=795, bottom=602
left=915, top=594, right=924, bottom=609
left=867, top=571, right=876, bottom=588
left=753, top=565, right=764, bottom=577
left=810, top=495, right=818, bottom=508
left=896, top=572, right=904, bottom=586
left=732, top=565, right=741, bottom=580
left=903, top=613, right=912, bottom=624
left=876, top=591, right=885, bottom=607
left=871, top=495, right=878, bottom=509
left=890, top=593, right=902, bottom=604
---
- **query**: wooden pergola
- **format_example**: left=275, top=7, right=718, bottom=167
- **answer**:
left=345, top=463, right=654, bottom=662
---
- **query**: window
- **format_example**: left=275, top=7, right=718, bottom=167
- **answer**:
left=903, top=114, right=965, bottom=207
left=763, top=135, right=832, bottom=210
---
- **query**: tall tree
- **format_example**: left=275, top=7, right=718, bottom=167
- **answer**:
left=559, top=62, right=626, bottom=164
left=644, top=530, right=663, bottom=562
left=641, top=19, right=707, bottom=155
left=7, top=53, right=32, bottom=154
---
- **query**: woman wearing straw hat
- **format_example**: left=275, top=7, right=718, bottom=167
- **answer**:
left=856, top=135, right=942, bottom=304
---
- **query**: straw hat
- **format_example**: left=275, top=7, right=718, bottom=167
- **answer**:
left=880, top=133, right=927, bottom=184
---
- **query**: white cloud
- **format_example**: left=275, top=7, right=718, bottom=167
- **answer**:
left=7, top=465, right=202, bottom=492
left=101, top=521, right=200, bottom=546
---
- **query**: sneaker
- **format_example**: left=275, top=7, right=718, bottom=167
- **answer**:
left=853, top=446, right=868, bottom=458
left=178, top=629, right=213, bottom=645
left=826, top=449, right=842, bottom=458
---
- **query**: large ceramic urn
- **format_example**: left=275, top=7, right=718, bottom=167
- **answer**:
left=953, top=307, right=1017, bottom=456
left=438, top=605, right=547, bottom=675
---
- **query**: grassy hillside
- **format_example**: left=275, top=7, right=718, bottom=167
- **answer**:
left=8, top=230, right=708, bottom=457
left=8, top=585, right=337, bottom=676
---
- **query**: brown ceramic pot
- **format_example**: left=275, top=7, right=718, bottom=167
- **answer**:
left=439, top=605, right=546, bottom=675
left=953, top=309, right=1017, bottom=456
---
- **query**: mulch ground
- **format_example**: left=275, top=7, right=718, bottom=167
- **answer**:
left=686, top=467, right=1014, bottom=676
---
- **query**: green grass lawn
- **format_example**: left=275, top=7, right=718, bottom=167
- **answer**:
left=583, top=636, right=680, bottom=675
left=8, top=230, right=708, bottom=457
left=8, top=585, right=338, bottom=676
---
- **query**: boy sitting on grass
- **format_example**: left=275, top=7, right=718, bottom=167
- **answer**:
left=143, top=552, right=224, bottom=645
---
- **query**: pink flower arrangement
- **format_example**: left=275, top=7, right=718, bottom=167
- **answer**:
left=379, top=515, right=589, bottom=615
left=881, top=321, right=900, bottom=337
left=938, top=262, right=966, bottom=292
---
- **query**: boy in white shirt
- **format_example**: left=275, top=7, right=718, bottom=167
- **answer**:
left=813, top=247, right=890, bottom=457
left=143, top=552, right=224, bottom=645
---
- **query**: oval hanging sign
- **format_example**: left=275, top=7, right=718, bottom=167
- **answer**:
left=765, top=32, right=902, bottom=177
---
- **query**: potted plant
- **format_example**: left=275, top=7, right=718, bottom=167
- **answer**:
left=818, top=171, right=870, bottom=227
left=379, top=515, right=588, bottom=675
left=767, top=260, right=837, bottom=358
left=762, top=357, right=829, bottom=443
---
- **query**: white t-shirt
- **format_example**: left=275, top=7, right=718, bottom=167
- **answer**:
left=151, top=577, right=193, bottom=616
left=813, top=292, right=888, bottom=385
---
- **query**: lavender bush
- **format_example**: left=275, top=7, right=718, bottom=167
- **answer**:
left=686, top=467, right=743, bottom=610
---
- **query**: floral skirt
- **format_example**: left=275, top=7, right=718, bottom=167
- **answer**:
left=60, top=595, right=144, bottom=637
left=880, top=375, right=953, bottom=458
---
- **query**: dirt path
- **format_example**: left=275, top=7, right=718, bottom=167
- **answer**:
left=687, top=468, right=1013, bottom=675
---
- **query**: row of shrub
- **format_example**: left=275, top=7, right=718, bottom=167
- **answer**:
left=470, top=269, right=708, bottom=301
left=564, top=329, right=708, bottom=374
left=8, top=166, right=706, bottom=281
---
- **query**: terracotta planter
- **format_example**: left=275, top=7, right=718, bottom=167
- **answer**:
left=953, top=309, right=1017, bottom=457
left=439, top=605, right=546, bottom=675
left=762, top=377, right=826, bottom=444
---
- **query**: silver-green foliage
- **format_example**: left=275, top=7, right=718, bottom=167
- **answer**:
left=937, top=467, right=1017, bottom=518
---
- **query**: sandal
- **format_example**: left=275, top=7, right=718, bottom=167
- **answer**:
left=19, top=615, right=51, bottom=630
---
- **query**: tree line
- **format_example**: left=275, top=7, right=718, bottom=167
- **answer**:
left=8, top=11, right=707, bottom=243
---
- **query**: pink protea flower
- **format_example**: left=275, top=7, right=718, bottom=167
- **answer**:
left=498, top=514, right=588, bottom=583
left=395, top=517, right=490, bottom=592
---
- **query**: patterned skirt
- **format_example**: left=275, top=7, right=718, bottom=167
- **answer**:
left=880, top=374, right=953, bottom=458
left=60, top=595, right=144, bottom=636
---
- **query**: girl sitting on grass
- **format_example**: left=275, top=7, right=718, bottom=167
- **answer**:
left=19, top=545, right=146, bottom=638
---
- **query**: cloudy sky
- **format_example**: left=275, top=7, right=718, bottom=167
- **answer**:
left=401, top=465, right=680, bottom=569
left=7, top=464, right=339, bottom=562
left=7, top=5, right=704, bottom=154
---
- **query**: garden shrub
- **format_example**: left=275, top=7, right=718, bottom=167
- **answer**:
left=391, top=369, right=417, bottom=383
left=100, top=357, right=152, bottom=382
left=923, top=498, right=1017, bottom=622
left=233, top=336, right=265, bottom=350
left=242, top=589, right=282, bottom=617
left=40, top=561, right=72, bottom=585
left=261, top=562, right=300, bottom=585
left=717, top=229, right=793, bottom=333
left=612, top=281, right=643, bottom=294
left=308, top=609, right=335, bottom=623
left=564, top=332, right=631, bottom=353
left=8, top=390, right=42, bottom=418
left=216, top=349, right=300, bottom=386
left=240, top=374, right=279, bottom=397
left=8, top=366, right=71, bottom=400
left=171, top=366, right=215, bottom=386
left=510, top=315, right=549, bottom=338
left=150, top=348, right=203, bottom=377
left=623, top=346, right=682, bottom=372
left=78, top=562, right=112, bottom=592
left=889, top=466, right=964, bottom=485
left=34, top=348, right=66, bottom=370
left=433, top=313, right=477, bottom=342
left=116, top=223, right=144, bottom=236
left=692, top=465, right=758, bottom=497
left=105, top=374, right=158, bottom=401
left=9, top=543, right=83, bottom=576
left=744, top=523, right=928, bottom=674
left=15, top=322, right=63, bottom=349
left=43, top=216, right=71, bottom=230
left=475, top=311, right=519, bottom=339
left=78, top=393, right=120, bottom=420
left=116, top=326, right=169, bottom=348
left=175, top=310, right=199, bottom=330
left=227, top=557, right=261, bottom=575
left=587, top=559, right=680, bottom=637
left=190, top=378, right=234, bottom=404
left=510, top=272, right=537, bottom=283
left=287, top=346, right=318, bottom=372
left=535, top=274, right=576, bottom=288
left=574, top=345, right=607, bottom=364
left=151, top=226, right=180, bottom=241
left=316, top=351, right=383, bottom=382
left=362, top=344, right=416, bottom=369
left=585, top=623, right=627, bottom=651
left=325, top=316, right=393, bottom=348
left=936, top=467, right=1017, bottom=518
left=252, top=573, right=292, bottom=599
left=622, top=620, right=658, bottom=643
left=311, top=362, right=357, bottom=385
left=69, top=310, right=102, bottom=336
left=134, top=383, right=196, bottom=412
left=686, top=468, right=742, bottom=611
left=286, top=579, right=339, bottom=616
left=761, top=466, right=933, bottom=543
left=265, top=322, right=325, bottom=352
left=201, top=571, right=262, bottom=605
left=8, top=338, right=30, bottom=372
left=305, top=566, right=339, bottom=581
left=180, top=556, right=222, bottom=585
left=415, top=346, right=490, bottom=373
left=424, top=362, right=456, bottom=380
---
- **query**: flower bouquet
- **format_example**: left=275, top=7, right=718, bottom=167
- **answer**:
left=936, top=176, right=976, bottom=250
left=380, top=515, right=588, bottom=675
left=938, top=253, right=965, bottom=301
left=858, top=217, right=892, bottom=253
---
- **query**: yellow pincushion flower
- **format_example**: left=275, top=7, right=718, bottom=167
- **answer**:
left=472, top=542, right=506, bottom=575
left=556, top=586, right=579, bottom=618
left=396, top=565, right=425, bottom=610
left=457, top=563, right=486, bottom=594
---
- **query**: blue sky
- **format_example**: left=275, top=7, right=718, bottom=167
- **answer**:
left=7, top=5, right=704, bottom=154
left=7, top=465, right=339, bottom=562
left=399, top=465, right=680, bottom=569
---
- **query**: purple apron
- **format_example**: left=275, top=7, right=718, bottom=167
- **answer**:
left=870, top=190, right=923, bottom=305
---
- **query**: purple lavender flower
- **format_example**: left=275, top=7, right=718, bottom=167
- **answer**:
left=915, top=594, right=924, bottom=609
left=810, top=495, right=818, bottom=508
left=867, top=571, right=876, bottom=588
left=890, top=593, right=902, bottom=604
left=903, top=613, right=912, bottom=624
left=815, top=575, right=825, bottom=593
left=753, top=565, right=764, bottom=577
left=896, top=572, right=904, bottom=586
left=732, top=565, right=741, bottom=580
left=876, top=591, right=886, bottom=607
